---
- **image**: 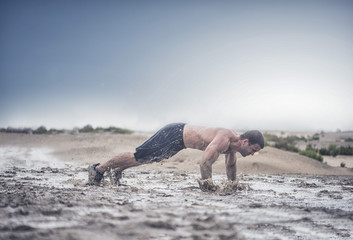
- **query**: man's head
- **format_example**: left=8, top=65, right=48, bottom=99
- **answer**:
left=239, top=130, right=264, bottom=157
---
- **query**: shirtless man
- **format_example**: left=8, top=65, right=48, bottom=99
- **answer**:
left=88, top=123, right=264, bottom=186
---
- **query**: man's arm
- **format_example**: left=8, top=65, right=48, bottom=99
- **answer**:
left=200, top=134, right=230, bottom=179
left=225, top=152, right=237, bottom=181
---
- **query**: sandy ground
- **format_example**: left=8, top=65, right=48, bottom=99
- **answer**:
left=324, top=156, right=353, bottom=168
left=1, top=132, right=353, bottom=240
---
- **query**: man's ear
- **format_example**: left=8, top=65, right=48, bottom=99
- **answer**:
left=241, top=139, right=249, bottom=146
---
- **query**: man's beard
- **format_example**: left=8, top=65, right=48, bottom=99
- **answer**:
left=239, top=147, right=249, bottom=157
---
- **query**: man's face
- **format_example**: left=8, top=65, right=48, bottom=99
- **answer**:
left=239, top=141, right=261, bottom=157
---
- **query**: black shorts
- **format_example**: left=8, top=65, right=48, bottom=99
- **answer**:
left=134, top=123, right=186, bottom=163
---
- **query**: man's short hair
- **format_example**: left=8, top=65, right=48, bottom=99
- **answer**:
left=240, top=130, right=264, bottom=149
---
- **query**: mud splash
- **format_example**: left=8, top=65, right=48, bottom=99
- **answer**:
left=1, top=148, right=353, bottom=239
left=197, top=178, right=250, bottom=195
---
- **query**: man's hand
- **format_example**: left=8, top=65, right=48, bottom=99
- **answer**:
left=197, top=178, right=219, bottom=192
left=222, top=179, right=239, bottom=192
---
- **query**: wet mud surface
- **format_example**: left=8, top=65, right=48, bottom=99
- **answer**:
left=1, top=149, right=353, bottom=240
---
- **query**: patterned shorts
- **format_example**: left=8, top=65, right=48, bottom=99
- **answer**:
left=134, top=123, right=186, bottom=163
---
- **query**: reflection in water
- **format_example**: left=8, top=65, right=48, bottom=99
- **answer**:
left=0, top=146, right=67, bottom=169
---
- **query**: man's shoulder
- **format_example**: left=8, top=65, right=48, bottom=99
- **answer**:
left=185, top=124, right=239, bottom=140
left=216, top=128, right=239, bottom=137
left=218, top=130, right=241, bottom=145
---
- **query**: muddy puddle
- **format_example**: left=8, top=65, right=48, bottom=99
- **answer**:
left=1, top=147, right=353, bottom=240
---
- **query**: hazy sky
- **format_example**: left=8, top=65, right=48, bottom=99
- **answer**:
left=1, top=0, right=353, bottom=132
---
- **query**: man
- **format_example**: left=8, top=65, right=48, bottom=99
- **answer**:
left=88, top=123, right=264, bottom=186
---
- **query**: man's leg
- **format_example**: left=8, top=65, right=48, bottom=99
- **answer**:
left=88, top=152, right=141, bottom=185
left=97, top=152, right=141, bottom=173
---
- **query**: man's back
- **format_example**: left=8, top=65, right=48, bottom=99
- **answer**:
left=183, top=124, right=240, bottom=152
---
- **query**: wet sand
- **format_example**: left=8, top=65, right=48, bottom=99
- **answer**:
left=1, top=133, right=353, bottom=239
left=1, top=165, right=352, bottom=239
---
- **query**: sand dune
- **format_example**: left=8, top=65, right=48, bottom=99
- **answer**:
left=157, top=146, right=353, bottom=176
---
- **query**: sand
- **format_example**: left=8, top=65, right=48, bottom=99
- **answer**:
left=1, top=132, right=353, bottom=239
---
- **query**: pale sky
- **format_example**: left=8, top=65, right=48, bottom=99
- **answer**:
left=1, top=0, right=353, bottom=132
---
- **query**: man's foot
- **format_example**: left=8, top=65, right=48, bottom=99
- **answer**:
left=88, top=163, right=104, bottom=186
left=108, top=168, right=122, bottom=186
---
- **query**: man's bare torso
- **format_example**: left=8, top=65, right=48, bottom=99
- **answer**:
left=183, top=124, right=241, bottom=153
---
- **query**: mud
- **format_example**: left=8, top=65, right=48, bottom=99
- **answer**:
left=197, top=179, right=250, bottom=195
left=1, top=148, right=353, bottom=240
left=197, top=178, right=220, bottom=192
